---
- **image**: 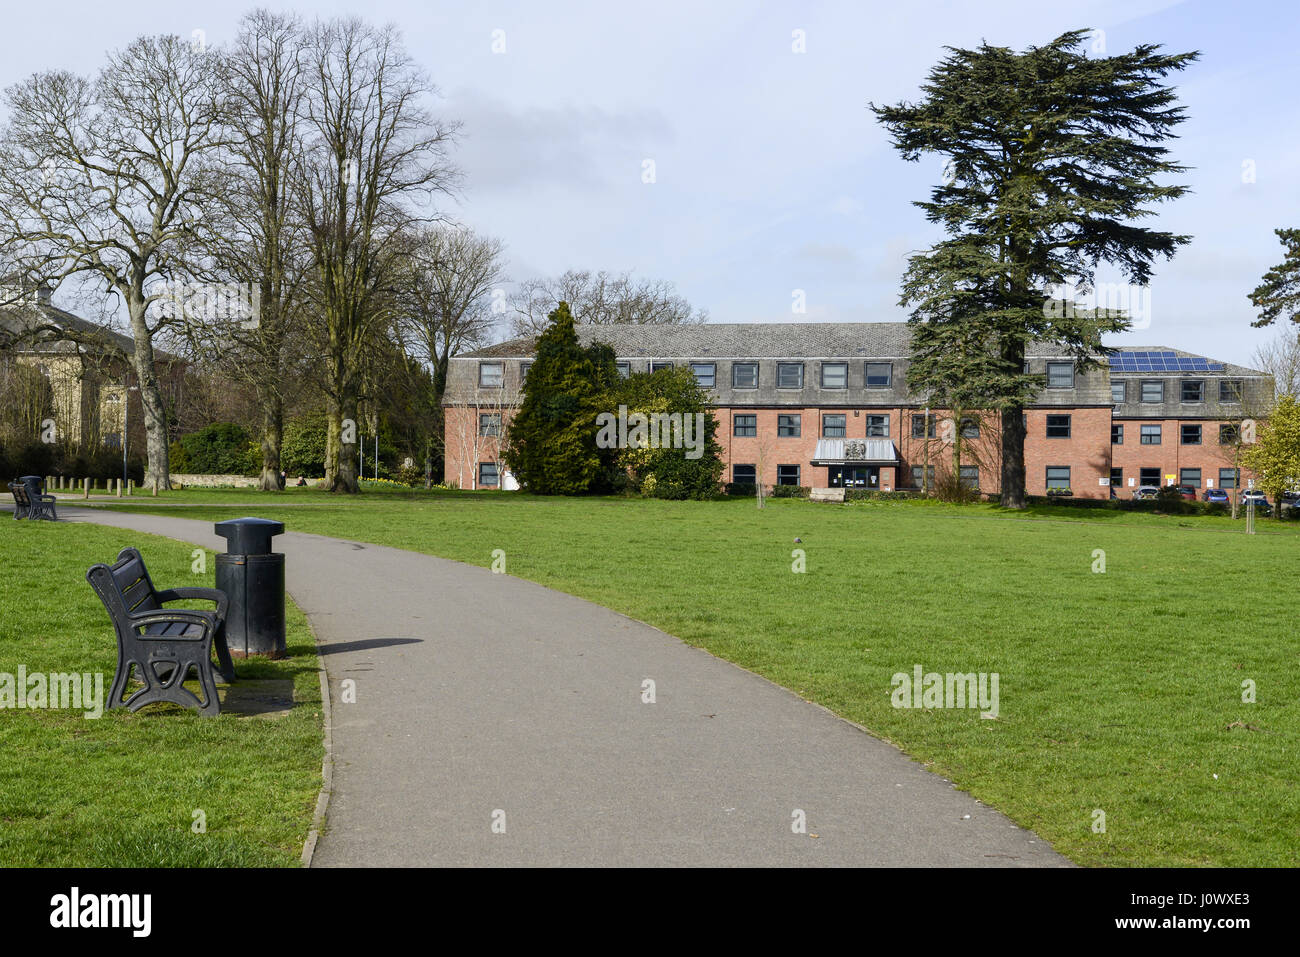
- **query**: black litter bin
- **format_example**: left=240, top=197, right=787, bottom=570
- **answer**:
left=214, top=517, right=286, bottom=658
left=19, top=475, right=43, bottom=497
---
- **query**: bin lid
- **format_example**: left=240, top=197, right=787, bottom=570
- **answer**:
left=214, top=517, right=285, bottom=555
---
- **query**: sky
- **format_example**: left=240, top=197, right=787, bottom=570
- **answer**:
left=3, top=0, right=1297, bottom=368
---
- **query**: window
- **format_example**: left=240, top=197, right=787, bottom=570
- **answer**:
left=732, top=464, right=757, bottom=485
left=822, top=414, right=846, bottom=437
left=690, top=362, right=715, bottom=388
left=1110, top=468, right=1123, bottom=489
left=959, top=466, right=979, bottom=490
left=615, top=361, right=630, bottom=377
left=776, top=464, right=801, bottom=486
left=478, top=413, right=501, bottom=437
left=1219, top=424, right=1239, bottom=445
left=1140, top=467, right=1161, bottom=486
left=1112, top=424, right=1124, bottom=445
left=1181, top=380, right=1204, bottom=402
left=1219, top=468, right=1238, bottom=489
left=1141, top=380, right=1164, bottom=403
left=1140, top=424, right=1162, bottom=445
left=521, top=362, right=533, bottom=381
left=1111, top=380, right=1126, bottom=404
left=865, top=414, right=890, bottom=437
left=733, top=414, right=757, bottom=437
left=1220, top=380, right=1242, bottom=402
left=911, top=413, right=936, bottom=438
left=478, top=462, right=499, bottom=488
left=651, top=361, right=673, bottom=372
left=910, top=465, right=935, bottom=488
left=732, top=362, right=758, bottom=389
left=1181, top=423, right=1202, bottom=445
left=821, top=362, right=848, bottom=389
left=1046, top=362, right=1074, bottom=389
left=1180, top=468, right=1201, bottom=488
left=776, top=363, right=804, bottom=389
left=1045, top=466, right=1071, bottom=490
left=777, top=414, right=801, bottom=437
left=1046, top=414, right=1071, bottom=438
left=960, top=417, right=980, bottom=439
left=865, top=362, right=892, bottom=388
left=479, top=362, right=503, bottom=388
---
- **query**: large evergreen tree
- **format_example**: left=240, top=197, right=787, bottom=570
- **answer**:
left=873, top=29, right=1197, bottom=507
left=1249, top=228, right=1300, bottom=328
left=504, top=302, right=618, bottom=494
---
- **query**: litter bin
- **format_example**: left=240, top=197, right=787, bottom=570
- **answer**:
left=19, top=475, right=44, bottom=497
left=214, top=517, right=286, bottom=658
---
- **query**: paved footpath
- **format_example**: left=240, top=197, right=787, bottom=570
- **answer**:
left=60, top=505, right=1068, bottom=867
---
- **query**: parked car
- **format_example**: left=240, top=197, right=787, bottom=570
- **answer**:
left=1173, top=485, right=1197, bottom=501
left=1279, top=490, right=1300, bottom=513
left=1133, top=485, right=1160, bottom=500
left=1241, top=490, right=1271, bottom=515
left=1202, top=488, right=1229, bottom=504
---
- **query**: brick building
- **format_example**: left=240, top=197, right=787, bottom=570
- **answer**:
left=442, top=323, right=1273, bottom=498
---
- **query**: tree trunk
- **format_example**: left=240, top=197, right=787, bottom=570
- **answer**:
left=1000, top=405, right=1026, bottom=508
left=126, top=294, right=171, bottom=490
left=326, top=394, right=359, bottom=493
left=259, top=393, right=285, bottom=490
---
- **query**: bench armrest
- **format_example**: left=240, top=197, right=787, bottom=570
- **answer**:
left=128, top=609, right=217, bottom=636
left=155, top=587, right=228, bottom=620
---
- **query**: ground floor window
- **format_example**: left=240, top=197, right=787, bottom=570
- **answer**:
left=1045, top=466, right=1070, bottom=491
left=1180, top=468, right=1201, bottom=487
left=1140, top=467, right=1161, bottom=486
left=1110, top=468, right=1123, bottom=490
left=827, top=465, right=878, bottom=488
left=1219, top=468, right=1238, bottom=489
left=733, top=464, right=756, bottom=484
left=909, top=465, right=935, bottom=488
left=479, top=462, right=499, bottom=488
left=776, top=464, right=801, bottom=486
left=959, top=465, right=979, bottom=490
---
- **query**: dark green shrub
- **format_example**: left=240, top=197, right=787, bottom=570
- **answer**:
left=769, top=484, right=811, bottom=499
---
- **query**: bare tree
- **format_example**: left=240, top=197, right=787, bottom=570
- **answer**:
left=1252, top=326, right=1300, bottom=400
left=509, top=269, right=707, bottom=337
left=0, top=35, right=228, bottom=488
left=295, top=18, right=459, bottom=492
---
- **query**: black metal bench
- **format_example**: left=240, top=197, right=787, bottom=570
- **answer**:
left=8, top=479, right=57, bottom=520
left=86, top=547, right=237, bottom=717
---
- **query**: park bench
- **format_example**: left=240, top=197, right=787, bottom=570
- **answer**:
left=86, top=547, right=237, bottom=717
left=8, top=479, right=57, bottom=521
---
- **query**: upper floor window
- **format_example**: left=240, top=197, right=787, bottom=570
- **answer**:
left=777, top=414, right=801, bottom=437
left=733, top=414, right=757, bottom=437
left=690, top=362, right=715, bottom=388
left=478, top=413, right=501, bottom=437
left=1140, top=424, right=1162, bottom=445
left=521, top=361, right=532, bottom=381
left=1046, top=361, right=1074, bottom=389
left=1046, top=414, right=1071, bottom=438
left=776, top=362, right=804, bottom=389
left=1181, top=423, right=1202, bottom=445
left=651, top=361, right=673, bottom=372
left=1140, top=380, right=1164, bottom=403
left=960, top=416, right=980, bottom=439
left=615, top=361, right=630, bottom=377
left=820, top=362, right=848, bottom=389
left=732, top=362, right=758, bottom=389
left=1181, top=379, right=1204, bottom=402
left=911, top=413, right=936, bottom=438
left=1111, top=380, right=1126, bottom=404
left=479, top=362, right=503, bottom=388
left=865, top=414, right=889, bottom=437
left=1220, top=379, right=1243, bottom=402
left=822, top=414, right=846, bottom=437
left=865, top=362, right=892, bottom=388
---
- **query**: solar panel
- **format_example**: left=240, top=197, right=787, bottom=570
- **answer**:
left=1107, top=351, right=1225, bottom=373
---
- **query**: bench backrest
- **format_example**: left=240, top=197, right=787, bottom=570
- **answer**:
left=85, top=547, right=161, bottom=623
left=9, top=482, right=30, bottom=506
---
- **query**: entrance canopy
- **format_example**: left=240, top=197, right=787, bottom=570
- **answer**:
left=811, top=438, right=898, bottom=466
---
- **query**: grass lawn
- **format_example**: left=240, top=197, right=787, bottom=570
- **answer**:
left=0, top=518, right=323, bottom=867
left=68, top=490, right=1300, bottom=865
